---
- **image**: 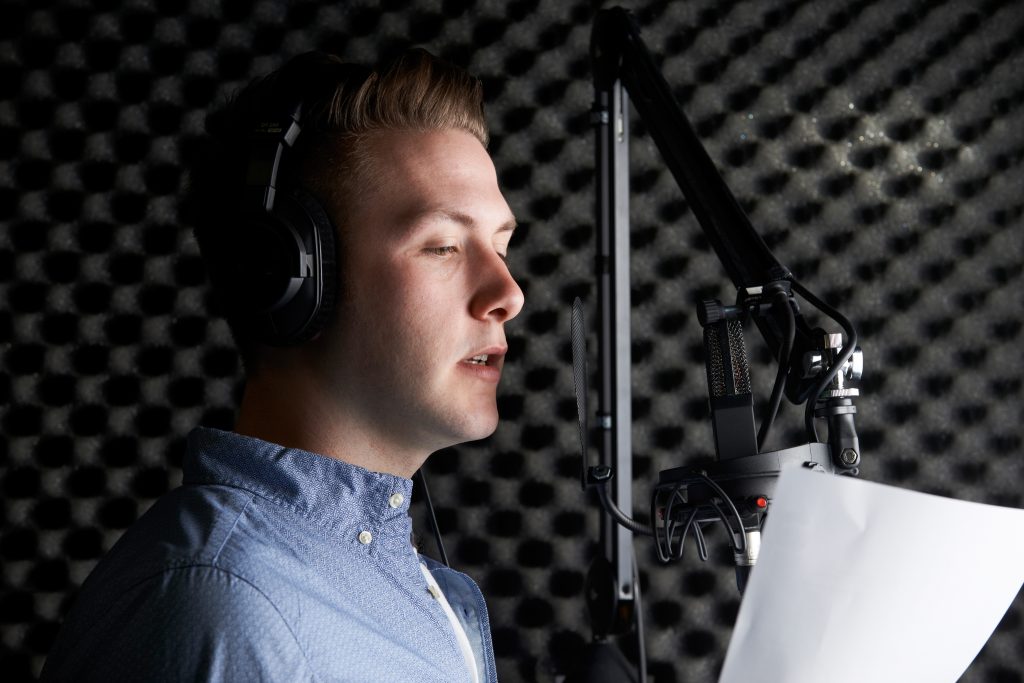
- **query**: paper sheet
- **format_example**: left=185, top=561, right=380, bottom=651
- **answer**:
left=719, top=467, right=1024, bottom=683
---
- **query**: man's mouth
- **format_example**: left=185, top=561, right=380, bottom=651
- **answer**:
left=461, top=347, right=507, bottom=368
left=458, top=348, right=505, bottom=383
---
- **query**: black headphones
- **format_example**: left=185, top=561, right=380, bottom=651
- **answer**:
left=219, top=97, right=338, bottom=348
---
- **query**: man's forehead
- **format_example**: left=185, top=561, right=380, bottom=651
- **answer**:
left=338, top=129, right=516, bottom=237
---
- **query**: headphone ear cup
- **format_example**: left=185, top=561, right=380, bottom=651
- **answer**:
left=282, top=187, right=338, bottom=345
left=223, top=188, right=338, bottom=347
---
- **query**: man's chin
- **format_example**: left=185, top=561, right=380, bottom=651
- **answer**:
left=440, top=411, right=500, bottom=448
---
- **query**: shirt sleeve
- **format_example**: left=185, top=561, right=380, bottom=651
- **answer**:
left=42, top=565, right=315, bottom=683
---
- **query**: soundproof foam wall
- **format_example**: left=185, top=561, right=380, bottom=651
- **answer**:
left=1, top=0, right=1022, bottom=681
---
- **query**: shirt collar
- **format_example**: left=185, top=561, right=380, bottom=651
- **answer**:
left=182, top=427, right=415, bottom=538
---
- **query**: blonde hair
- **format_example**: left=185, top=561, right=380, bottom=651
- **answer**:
left=292, top=49, right=489, bottom=228
left=323, top=49, right=488, bottom=145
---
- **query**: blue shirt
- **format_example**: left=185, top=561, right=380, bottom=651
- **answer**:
left=41, top=427, right=497, bottom=682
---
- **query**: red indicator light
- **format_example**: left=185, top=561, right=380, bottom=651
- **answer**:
left=755, top=496, right=768, bottom=509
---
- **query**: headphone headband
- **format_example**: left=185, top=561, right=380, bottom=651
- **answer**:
left=245, top=100, right=303, bottom=213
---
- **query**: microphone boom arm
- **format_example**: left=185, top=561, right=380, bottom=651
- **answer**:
left=592, top=6, right=825, bottom=403
left=581, top=2, right=864, bottom=648
left=575, top=7, right=865, bottom=681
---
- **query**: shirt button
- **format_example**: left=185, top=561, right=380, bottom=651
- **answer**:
left=388, top=493, right=405, bottom=508
left=358, top=531, right=373, bottom=545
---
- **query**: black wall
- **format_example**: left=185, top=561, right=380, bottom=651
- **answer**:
left=1, top=0, right=1022, bottom=681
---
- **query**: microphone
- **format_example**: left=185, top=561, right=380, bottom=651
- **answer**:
left=653, top=282, right=860, bottom=593
left=699, top=301, right=757, bottom=462
left=699, top=300, right=760, bottom=592
left=575, top=280, right=862, bottom=598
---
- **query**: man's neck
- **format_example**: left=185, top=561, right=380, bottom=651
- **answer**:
left=233, top=366, right=429, bottom=479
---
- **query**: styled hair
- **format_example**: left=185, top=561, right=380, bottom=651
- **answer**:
left=184, top=49, right=489, bottom=375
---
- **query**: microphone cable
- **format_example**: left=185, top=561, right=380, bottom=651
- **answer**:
left=756, top=288, right=797, bottom=451
left=413, top=468, right=450, bottom=568
left=790, top=279, right=859, bottom=442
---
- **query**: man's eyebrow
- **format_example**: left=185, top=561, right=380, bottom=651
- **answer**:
left=412, top=209, right=517, bottom=234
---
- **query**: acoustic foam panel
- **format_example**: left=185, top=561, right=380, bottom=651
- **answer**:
left=1, top=0, right=1022, bottom=681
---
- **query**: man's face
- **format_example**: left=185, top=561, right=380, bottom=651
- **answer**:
left=312, top=128, right=524, bottom=457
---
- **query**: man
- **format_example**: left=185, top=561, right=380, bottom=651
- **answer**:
left=41, top=48, right=523, bottom=682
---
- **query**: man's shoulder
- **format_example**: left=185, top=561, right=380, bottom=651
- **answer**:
left=42, top=563, right=314, bottom=682
left=51, top=484, right=269, bottom=626
left=42, top=485, right=321, bottom=682
left=55, top=485, right=266, bottom=627
left=85, top=480, right=334, bottom=606
left=108, top=483, right=261, bottom=570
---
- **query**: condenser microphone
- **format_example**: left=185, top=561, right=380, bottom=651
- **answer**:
left=700, top=299, right=758, bottom=462
left=700, top=300, right=764, bottom=593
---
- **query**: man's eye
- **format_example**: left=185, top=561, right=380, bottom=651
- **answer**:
left=426, top=246, right=458, bottom=256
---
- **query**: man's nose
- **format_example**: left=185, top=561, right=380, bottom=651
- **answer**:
left=469, top=249, right=525, bottom=323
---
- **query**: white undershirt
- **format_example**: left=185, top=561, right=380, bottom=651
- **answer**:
left=418, top=562, right=480, bottom=683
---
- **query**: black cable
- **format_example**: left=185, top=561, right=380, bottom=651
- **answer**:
left=653, top=487, right=675, bottom=562
left=695, top=473, right=747, bottom=554
left=596, top=481, right=655, bottom=536
left=656, top=483, right=743, bottom=564
left=792, top=280, right=858, bottom=396
left=663, top=491, right=679, bottom=559
left=413, top=469, right=449, bottom=567
left=693, top=520, right=709, bottom=561
left=707, top=498, right=744, bottom=554
left=664, top=489, right=686, bottom=561
left=790, top=279, right=859, bottom=442
left=757, top=290, right=796, bottom=451
left=676, top=509, right=701, bottom=561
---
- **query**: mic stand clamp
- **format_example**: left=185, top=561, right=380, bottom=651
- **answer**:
left=805, top=333, right=863, bottom=473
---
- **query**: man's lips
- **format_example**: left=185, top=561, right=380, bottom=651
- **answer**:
left=461, top=346, right=508, bottom=367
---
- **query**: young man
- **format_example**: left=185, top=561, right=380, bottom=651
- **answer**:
left=41, top=49, right=523, bottom=682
